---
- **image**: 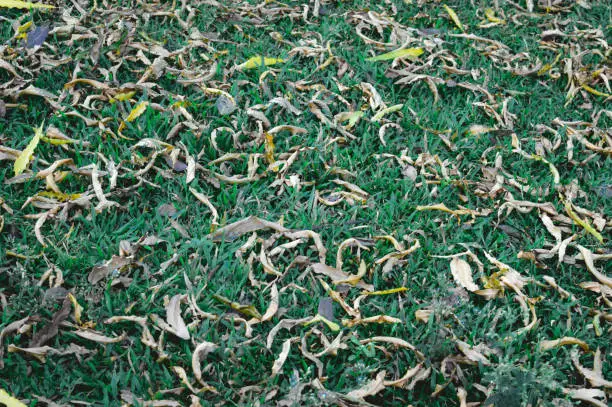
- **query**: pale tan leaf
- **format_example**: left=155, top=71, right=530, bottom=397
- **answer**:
left=166, top=294, right=190, bottom=340
left=450, top=257, right=479, bottom=292
left=271, top=338, right=292, bottom=377
left=539, top=337, right=589, bottom=352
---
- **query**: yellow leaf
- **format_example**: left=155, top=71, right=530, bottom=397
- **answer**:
left=0, top=389, right=27, bottom=407
left=37, top=191, right=82, bottom=201
left=264, top=132, right=275, bottom=165
left=303, top=314, right=340, bottom=331
left=14, top=122, right=44, bottom=176
left=0, top=0, right=54, bottom=9
left=372, top=104, right=403, bottom=122
left=17, top=21, right=32, bottom=33
left=484, top=8, right=504, bottom=24
left=363, top=287, right=408, bottom=296
left=125, top=101, right=148, bottom=122
left=109, top=91, right=136, bottom=103
left=366, top=48, right=424, bottom=62
left=238, top=55, right=285, bottom=70
left=582, top=84, right=611, bottom=98
left=539, top=337, right=590, bottom=352
left=565, top=202, right=603, bottom=243
left=443, top=4, right=465, bottom=32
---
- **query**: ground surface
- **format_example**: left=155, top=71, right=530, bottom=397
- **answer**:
left=0, top=0, right=611, bottom=406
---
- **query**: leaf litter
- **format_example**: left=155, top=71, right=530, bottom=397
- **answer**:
left=0, top=0, right=610, bottom=406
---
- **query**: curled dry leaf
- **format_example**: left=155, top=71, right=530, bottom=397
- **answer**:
left=261, top=283, right=279, bottom=322
left=209, top=216, right=288, bottom=242
left=539, top=337, right=589, bottom=352
left=271, top=338, right=292, bottom=377
left=346, top=371, right=386, bottom=400
left=311, top=263, right=374, bottom=291
left=73, top=329, right=127, bottom=344
left=166, top=294, right=190, bottom=340
left=0, top=389, right=26, bottom=407
left=192, top=341, right=219, bottom=384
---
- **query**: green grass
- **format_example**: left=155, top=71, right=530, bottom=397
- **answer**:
left=1, top=1, right=610, bottom=406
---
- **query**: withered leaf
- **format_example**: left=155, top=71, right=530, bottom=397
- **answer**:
left=30, top=296, right=71, bottom=347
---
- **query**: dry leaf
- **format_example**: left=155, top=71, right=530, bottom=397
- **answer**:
left=450, top=257, right=479, bottom=292
left=166, top=295, right=190, bottom=340
left=271, top=338, right=292, bottom=377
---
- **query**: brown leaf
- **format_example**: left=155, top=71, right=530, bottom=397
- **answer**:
left=30, top=296, right=71, bottom=347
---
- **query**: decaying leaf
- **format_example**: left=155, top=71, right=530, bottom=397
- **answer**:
left=271, top=338, right=292, bottom=377
left=209, top=216, right=288, bottom=242
left=192, top=341, right=219, bottom=384
left=539, top=337, right=590, bottom=352
left=213, top=294, right=262, bottom=320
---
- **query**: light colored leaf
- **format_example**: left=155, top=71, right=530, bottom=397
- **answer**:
left=166, top=294, right=190, bottom=340
left=366, top=48, right=423, bottom=62
left=271, top=339, right=292, bottom=377
left=238, top=55, right=285, bottom=70
left=371, top=104, right=403, bottom=122
left=450, top=257, right=479, bottom=292
left=209, top=216, right=288, bottom=242
left=125, top=101, right=149, bottom=122
left=539, top=336, right=590, bottom=352
left=73, top=329, right=127, bottom=344
left=346, top=371, right=386, bottom=400
left=0, top=389, right=27, bottom=407
left=0, top=0, right=54, bottom=9
left=261, top=283, right=279, bottom=322
left=192, top=341, right=219, bottom=385
left=443, top=4, right=465, bottom=32
left=14, top=122, right=44, bottom=175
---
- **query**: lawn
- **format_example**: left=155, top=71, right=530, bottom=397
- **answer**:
left=0, top=0, right=610, bottom=406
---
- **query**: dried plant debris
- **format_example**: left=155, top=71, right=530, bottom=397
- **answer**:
left=0, top=0, right=610, bottom=406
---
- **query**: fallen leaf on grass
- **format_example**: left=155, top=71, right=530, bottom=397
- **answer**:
left=576, top=245, right=612, bottom=288
left=311, top=263, right=374, bottom=291
left=14, top=122, right=44, bottom=175
left=213, top=294, right=262, bottom=320
left=450, top=257, right=479, bottom=292
left=8, top=343, right=93, bottom=363
left=271, top=338, right=292, bottom=377
left=443, top=4, right=465, bottom=32
left=0, top=389, right=26, bottom=407
left=366, top=48, right=423, bottom=62
left=563, top=388, right=608, bottom=407
left=237, top=56, right=285, bottom=70
left=209, top=216, right=288, bottom=242
left=261, top=284, right=279, bottom=322
left=0, top=316, right=39, bottom=368
left=0, top=0, right=54, bottom=9
left=73, top=329, right=127, bottom=344
left=30, top=296, right=71, bottom=347
left=346, top=371, right=386, bottom=400
left=192, top=341, right=219, bottom=385
left=539, top=337, right=589, bottom=352
left=166, top=294, right=190, bottom=340
left=456, top=340, right=491, bottom=365
left=571, top=349, right=612, bottom=388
